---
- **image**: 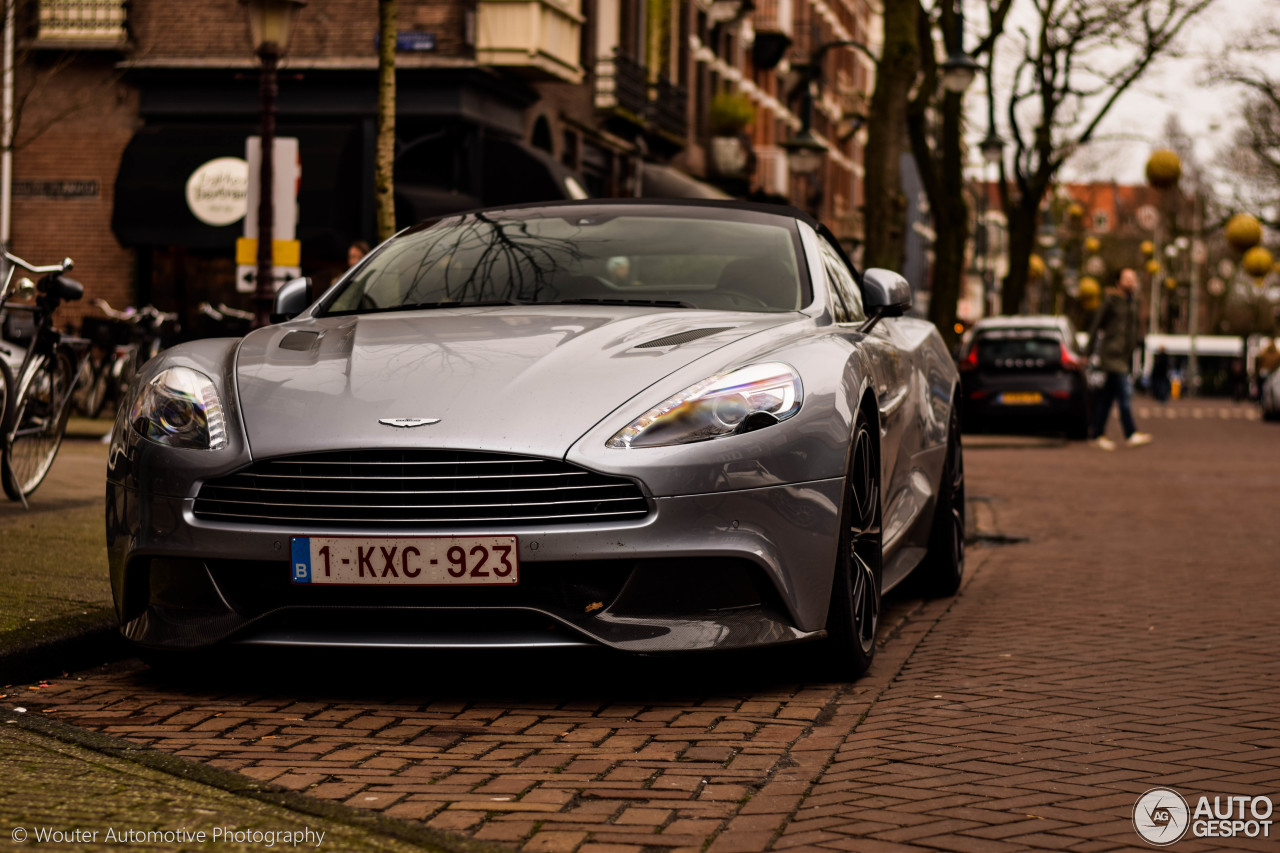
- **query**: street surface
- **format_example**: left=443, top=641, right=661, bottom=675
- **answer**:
left=2, top=399, right=1278, bottom=852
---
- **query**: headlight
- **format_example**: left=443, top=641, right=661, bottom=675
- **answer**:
left=607, top=362, right=802, bottom=448
left=129, top=367, right=228, bottom=450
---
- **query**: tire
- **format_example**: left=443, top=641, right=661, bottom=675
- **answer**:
left=2, top=351, right=71, bottom=500
left=818, top=410, right=883, bottom=680
left=915, top=407, right=965, bottom=597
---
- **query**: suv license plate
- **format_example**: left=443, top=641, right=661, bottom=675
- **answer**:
left=999, top=392, right=1044, bottom=405
left=290, top=536, right=518, bottom=586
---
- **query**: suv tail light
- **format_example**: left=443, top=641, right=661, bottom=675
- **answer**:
left=1060, top=342, right=1081, bottom=370
left=960, top=344, right=979, bottom=371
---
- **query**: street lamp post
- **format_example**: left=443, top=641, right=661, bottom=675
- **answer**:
left=1145, top=149, right=1181, bottom=341
left=243, top=0, right=305, bottom=329
left=978, top=128, right=1004, bottom=317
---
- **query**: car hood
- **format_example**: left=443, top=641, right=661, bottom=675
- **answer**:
left=234, top=306, right=797, bottom=460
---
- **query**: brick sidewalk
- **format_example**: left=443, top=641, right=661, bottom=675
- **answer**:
left=4, top=412, right=1278, bottom=852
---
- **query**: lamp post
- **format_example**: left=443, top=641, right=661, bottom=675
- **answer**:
left=1145, top=149, right=1181, bottom=341
left=243, top=0, right=305, bottom=329
left=978, top=128, right=1004, bottom=316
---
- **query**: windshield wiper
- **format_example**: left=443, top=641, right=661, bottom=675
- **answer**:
left=555, top=297, right=697, bottom=309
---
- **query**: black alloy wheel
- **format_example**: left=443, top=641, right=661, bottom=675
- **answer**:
left=917, top=406, right=965, bottom=596
left=820, top=412, right=882, bottom=680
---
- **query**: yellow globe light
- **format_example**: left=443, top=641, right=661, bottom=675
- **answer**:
left=1146, top=149, right=1182, bottom=189
left=1225, top=213, right=1263, bottom=253
left=1084, top=236, right=1101, bottom=254
left=1145, top=259, right=1160, bottom=275
left=1242, top=245, right=1274, bottom=279
left=1067, top=203, right=1085, bottom=220
left=1140, top=240, right=1155, bottom=257
left=1028, top=254, right=1046, bottom=279
left=1164, top=276, right=1177, bottom=290
left=1078, top=276, right=1100, bottom=299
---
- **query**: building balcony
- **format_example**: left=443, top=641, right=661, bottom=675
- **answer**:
left=594, top=51, right=649, bottom=123
left=651, top=76, right=688, bottom=140
left=34, top=0, right=128, bottom=49
left=475, top=0, right=585, bottom=84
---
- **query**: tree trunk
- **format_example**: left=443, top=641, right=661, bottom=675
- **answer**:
left=375, top=0, right=397, bottom=242
left=861, top=2, right=918, bottom=271
left=1000, top=173, right=1050, bottom=315
left=925, top=92, right=968, bottom=350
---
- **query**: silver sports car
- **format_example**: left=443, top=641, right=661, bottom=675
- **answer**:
left=106, top=200, right=963, bottom=678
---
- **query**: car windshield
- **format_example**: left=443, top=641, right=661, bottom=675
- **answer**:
left=322, top=207, right=809, bottom=315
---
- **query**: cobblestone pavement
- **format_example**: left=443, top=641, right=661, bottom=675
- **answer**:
left=3, top=403, right=1278, bottom=852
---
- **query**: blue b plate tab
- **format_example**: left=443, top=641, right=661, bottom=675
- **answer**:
left=291, top=538, right=312, bottom=583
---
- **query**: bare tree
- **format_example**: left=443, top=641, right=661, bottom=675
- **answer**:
left=861, top=3, right=919, bottom=272
left=996, top=0, right=1216, bottom=316
left=376, top=0, right=397, bottom=242
left=905, top=0, right=1013, bottom=348
left=1206, top=46, right=1280, bottom=228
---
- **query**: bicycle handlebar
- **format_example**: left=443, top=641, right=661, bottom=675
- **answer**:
left=93, top=298, right=178, bottom=324
left=2, top=251, right=75, bottom=305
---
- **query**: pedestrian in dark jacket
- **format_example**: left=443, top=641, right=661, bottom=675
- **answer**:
left=1085, top=268, right=1152, bottom=449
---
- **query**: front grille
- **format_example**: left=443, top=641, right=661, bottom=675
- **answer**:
left=193, top=449, right=649, bottom=527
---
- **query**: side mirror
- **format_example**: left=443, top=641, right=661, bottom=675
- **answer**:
left=861, top=268, right=912, bottom=316
left=272, top=277, right=313, bottom=323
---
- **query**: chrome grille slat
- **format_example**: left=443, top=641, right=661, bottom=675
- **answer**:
left=223, top=471, right=594, bottom=482
left=204, top=483, right=631, bottom=496
left=193, top=449, right=649, bottom=528
left=194, top=509, right=649, bottom=524
left=198, top=495, right=644, bottom=510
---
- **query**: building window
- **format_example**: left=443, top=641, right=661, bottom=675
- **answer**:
left=1093, top=210, right=1111, bottom=232
left=36, top=0, right=127, bottom=47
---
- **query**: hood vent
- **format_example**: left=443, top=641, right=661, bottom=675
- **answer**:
left=634, top=327, right=732, bottom=349
left=278, top=330, right=320, bottom=351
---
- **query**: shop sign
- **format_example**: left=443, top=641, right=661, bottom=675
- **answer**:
left=186, top=157, right=248, bottom=226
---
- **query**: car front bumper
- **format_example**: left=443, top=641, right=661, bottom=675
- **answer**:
left=106, top=477, right=844, bottom=654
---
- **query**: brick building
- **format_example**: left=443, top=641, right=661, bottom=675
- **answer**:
left=5, top=0, right=876, bottom=331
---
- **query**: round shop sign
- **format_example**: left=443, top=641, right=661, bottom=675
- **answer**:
left=185, top=157, right=248, bottom=226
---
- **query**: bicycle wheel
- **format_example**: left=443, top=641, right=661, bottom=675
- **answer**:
left=0, top=356, right=11, bottom=428
left=2, top=351, right=72, bottom=500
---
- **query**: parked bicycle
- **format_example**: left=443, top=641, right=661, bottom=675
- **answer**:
left=0, top=251, right=90, bottom=505
left=196, top=301, right=254, bottom=338
left=74, top=299, right=178, bottom=419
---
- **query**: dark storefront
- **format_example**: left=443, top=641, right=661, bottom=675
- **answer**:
left=112, top=67, right=586, bottom=328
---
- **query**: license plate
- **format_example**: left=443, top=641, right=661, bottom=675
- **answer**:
left=998, top=392, right=1044, bottom=405
left=290, top=536, right=518, bottom=586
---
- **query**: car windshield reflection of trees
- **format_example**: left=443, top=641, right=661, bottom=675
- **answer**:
left=322, top=213, right=801, bottom=315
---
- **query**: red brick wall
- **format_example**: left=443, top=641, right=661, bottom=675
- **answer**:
left=10, top=56, right=139, bottom=330
left=128, top=1, right=470, bottom=62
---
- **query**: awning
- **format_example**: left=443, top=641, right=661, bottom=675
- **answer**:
left=112, top=124, right=362, bottom=254
left=638, top=163, right=732, bottom=200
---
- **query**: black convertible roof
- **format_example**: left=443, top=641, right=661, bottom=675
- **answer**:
left=403, top=197, right=821, bottom=234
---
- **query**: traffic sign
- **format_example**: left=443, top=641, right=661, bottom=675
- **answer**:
left=236, top=265, right=302, bottom=294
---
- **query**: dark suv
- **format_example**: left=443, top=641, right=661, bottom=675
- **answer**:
left=957, top=315, right=1090, bottom=439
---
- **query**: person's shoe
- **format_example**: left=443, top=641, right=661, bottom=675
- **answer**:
left=1126, top=432, right=1153, bottom=447
left=1092, top=437, right=1117, bottom=451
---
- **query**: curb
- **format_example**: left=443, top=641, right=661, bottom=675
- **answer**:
left=0, top=608, right=122, bottom=685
